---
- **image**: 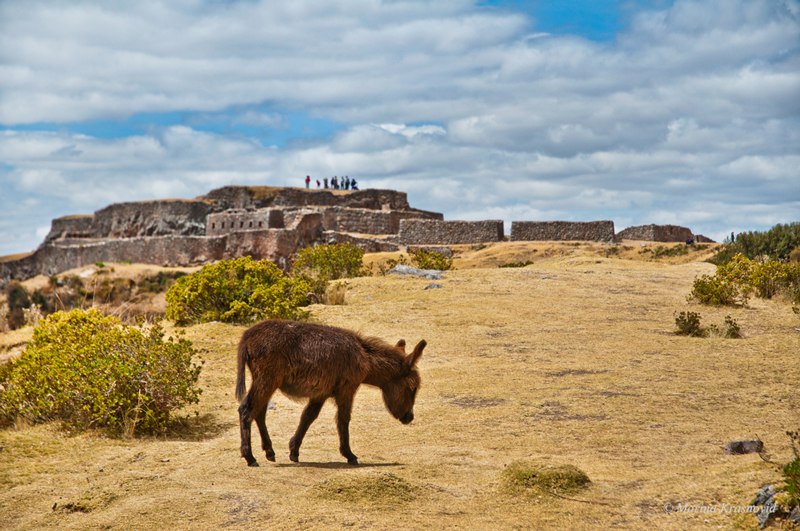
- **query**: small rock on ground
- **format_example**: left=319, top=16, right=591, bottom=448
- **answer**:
left=388, top=264, right=443, bottom=280
left=724, top=440, right=764, bottom=455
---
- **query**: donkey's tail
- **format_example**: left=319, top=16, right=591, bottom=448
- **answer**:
left=235, top=337, right=249, bottom=402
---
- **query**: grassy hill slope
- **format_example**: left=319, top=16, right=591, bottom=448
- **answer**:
left=1, top=247, right=798, bottom=529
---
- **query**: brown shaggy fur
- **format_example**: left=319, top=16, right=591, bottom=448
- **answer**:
left=236, top=320, right=425, bottom=466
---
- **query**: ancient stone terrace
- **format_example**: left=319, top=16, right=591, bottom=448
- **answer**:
left=1, top=187, right=443, bottom=283
left=0, top=184, right=711, bottom=284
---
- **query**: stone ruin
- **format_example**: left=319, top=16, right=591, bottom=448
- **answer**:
left=511, top=221, right=615, bottom=242
left=0, top=186, right=442, bottom=284
left=0, top=185, right=715, bottom=285
left=615, top=224, right=695, bottom=242
left=399, top=220, right=505, bottom=245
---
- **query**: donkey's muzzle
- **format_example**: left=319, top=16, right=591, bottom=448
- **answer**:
left=400, top=411, right=414, bottom=424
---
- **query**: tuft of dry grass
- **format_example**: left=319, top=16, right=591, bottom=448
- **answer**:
left=323, top=280, right=349, bottom=306
left=501, top=460, right=591, bottom=496
left=312, top=472, right=417, bottom=505
left=0, top=242, right=798, bottom=530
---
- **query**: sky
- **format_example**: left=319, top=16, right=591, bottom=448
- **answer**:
left=1, top=0, right=798, bottom=255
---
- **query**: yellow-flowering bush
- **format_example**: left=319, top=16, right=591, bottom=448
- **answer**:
left=166, top=256, right=311, bottom=325
left=0, top=309, right=201, bottom=436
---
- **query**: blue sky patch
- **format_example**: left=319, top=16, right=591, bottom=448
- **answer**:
left=481, top=0, right=675, bottom=41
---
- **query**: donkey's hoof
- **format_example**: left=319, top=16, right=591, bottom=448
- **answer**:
left=246, top=459, right=259, bottom=467
left=347, top=456, right=359, bottom=465
left=289, top=452, right=299, bottom=463
left=266, top=453, right=276, bottom=462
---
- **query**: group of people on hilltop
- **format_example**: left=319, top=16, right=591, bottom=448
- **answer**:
left=305, top=175, right=358, bottom=190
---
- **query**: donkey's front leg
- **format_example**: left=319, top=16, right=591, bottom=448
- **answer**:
left=289, top=399, right=324, bottom=463
left=334, top=394, right=358, bottom=465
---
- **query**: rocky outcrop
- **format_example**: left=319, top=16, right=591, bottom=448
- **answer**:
left=44, top=200, right=213, bottom=242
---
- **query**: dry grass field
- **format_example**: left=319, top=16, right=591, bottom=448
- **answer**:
left=1, top=242, right=799, bottom=530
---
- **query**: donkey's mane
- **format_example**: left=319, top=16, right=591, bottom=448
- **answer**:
left=356, top=334, right=407, bottom=380
left=358, top=334, right=404, bottom=360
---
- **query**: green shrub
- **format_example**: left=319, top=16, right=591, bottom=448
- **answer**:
left=291, top=243, right=366, bottom=295
left=137, top=271, right=187, bottom=293
left=710, top=223, right=800, bottom=265
left=690, top=274, right=741, bottom=306
left=721, top=316, right=742, bottom=339
left=166, top=256, right=311, bottom=325
left=499, top=260, right=535, bottom=268
left=409, top=249, right=454, bottom=271
left=674, top=311, right=706, bottom=337
left=674, top=312, right=742, bottom=339
left=0, top=309, right=202, bottom=436
left=692, top=254, right=800, bottom=306
left=4, top=281, right=32, bottom=330
left=750, top=260, right=789, bottom=299
left=90, top=277, right=136, bottom=305
left=652, top=245, right=689, bottom=259
left=706, top=316, right=743, bottom=339
left=778, top=430, right=800, bottom=512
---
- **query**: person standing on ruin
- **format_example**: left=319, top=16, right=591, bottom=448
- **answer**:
left=344, top=176, right=350, bottom=190
left=351, top=178, right=358, bottom=190
left=305, top=175, right=311, bottom=189
left=324, top=178, right=328, bottom=189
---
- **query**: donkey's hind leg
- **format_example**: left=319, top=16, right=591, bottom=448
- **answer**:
left=239, top=384, right=276, bottom=467
left=255, top=403, right=276, bottom=462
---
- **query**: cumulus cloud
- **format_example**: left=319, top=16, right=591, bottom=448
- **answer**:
left=0, top=0, right=798, bottom=254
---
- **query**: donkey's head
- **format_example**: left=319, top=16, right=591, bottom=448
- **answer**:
left=382, top=339, right=425, bottom=425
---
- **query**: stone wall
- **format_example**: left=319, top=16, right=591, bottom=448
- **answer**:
left=510, top=221, right=615, bottom=242
left=206, top=209, right=286, bottom=235
left=322, top=232, right=401, bottom=253
left=0, top=212, right=326, bottom=283
left=320, top=207, right=442, bottom=234
left=45, top=215, right=96, bottom=243
left=694, top=234, right=716, bottom=243
left=399, top=220, right=504, bottom=245
left=616, top=224, right=693, bottom=242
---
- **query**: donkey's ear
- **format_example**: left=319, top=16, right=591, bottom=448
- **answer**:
left=405, top=339, right=426, bottom=369
left=396, top=339, right=406, bottom=351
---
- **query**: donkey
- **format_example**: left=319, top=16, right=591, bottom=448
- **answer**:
left=235, top=319, right=425, bottom=467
